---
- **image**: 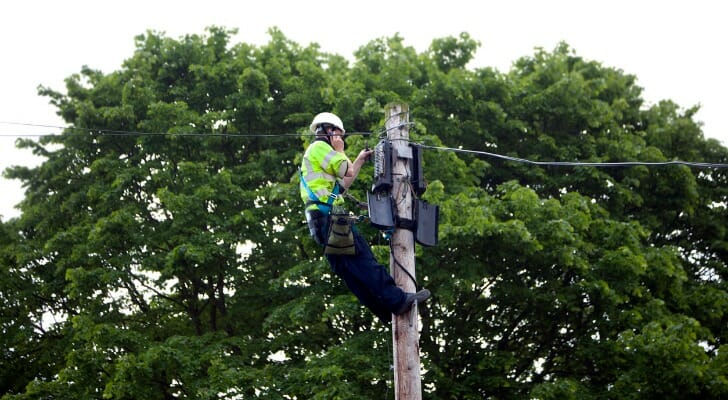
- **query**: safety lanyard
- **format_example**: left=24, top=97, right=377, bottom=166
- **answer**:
left=299, top=170, right=340, bottom=214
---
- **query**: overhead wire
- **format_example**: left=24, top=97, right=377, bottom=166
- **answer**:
left=415, top=143, right=728, bottom=169
left=0, top=121, right=373, bottom=138
left=2, top=120, right=727, bottom=169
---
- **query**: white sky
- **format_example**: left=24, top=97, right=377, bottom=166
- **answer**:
left=1, top=0, right=726, bottom=220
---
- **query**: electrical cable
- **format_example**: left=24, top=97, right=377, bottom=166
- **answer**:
left=383, top=110, right=409, bottom=125
left=4, top=120, right=726, bottom=169
left=416, top=143, right=728, bottom=169
left=0, top=121, right=373, bottom=138
left=369, top=122, right=416, bottom=140
left=389, top=241, right=418, bottom=288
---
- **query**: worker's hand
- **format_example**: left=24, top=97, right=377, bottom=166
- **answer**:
left=356, top=148, right=373, bottom=163
left=331, top=135, right=346, bottom=152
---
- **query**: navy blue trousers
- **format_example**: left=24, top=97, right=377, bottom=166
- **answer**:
left=325, top=229, right=407, bottom=323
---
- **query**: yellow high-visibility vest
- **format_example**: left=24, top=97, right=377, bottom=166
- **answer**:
left=300, top=140, right=348, bottom=212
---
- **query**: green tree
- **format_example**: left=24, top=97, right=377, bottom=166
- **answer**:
left=1, top=28, right=726, bottom=399
left=1, top=217, right=71, bottom=395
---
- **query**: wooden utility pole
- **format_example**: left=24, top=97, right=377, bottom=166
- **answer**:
left=386, top=103, right=422, bottom=400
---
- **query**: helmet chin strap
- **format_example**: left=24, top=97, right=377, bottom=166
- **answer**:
left=315, top=124, right=345, bottom=149
left=315, top=125, right=333, bottom=146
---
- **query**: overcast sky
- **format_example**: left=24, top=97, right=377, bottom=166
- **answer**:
left=1, top=0, right=725, bottom=219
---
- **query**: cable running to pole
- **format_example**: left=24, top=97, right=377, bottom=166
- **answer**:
left=417, top=144, right=728, bottom=169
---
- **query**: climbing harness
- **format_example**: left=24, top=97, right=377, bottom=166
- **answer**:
left=299, top=170, right=341, bottom=215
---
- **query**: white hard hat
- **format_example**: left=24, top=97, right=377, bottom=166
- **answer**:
left=310, top=112, right=345, bottom=134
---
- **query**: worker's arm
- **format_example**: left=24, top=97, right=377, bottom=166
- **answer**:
left=341, top=149, right=372, bottom=189
left=331, top=135, right=372, bottom=189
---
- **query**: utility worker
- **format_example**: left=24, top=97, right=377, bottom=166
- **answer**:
left=300, top=112, right=430, bottom=323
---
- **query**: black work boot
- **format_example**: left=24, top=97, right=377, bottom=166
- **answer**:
left=394, top=289, right=431, bottom=315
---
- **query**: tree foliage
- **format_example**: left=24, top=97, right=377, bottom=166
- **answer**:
left=1, top=26, right=727, bottom=399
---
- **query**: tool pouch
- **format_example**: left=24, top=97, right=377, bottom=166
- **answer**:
left=306, top=209, right=330, bottom=247
left=324, top=215, right=356, bottom=255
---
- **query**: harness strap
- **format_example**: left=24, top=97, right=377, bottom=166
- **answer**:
left=300, top=170, right=340, bottom=214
